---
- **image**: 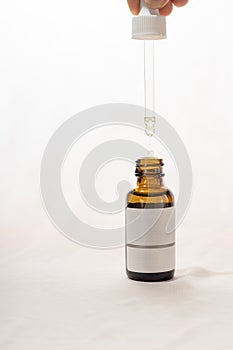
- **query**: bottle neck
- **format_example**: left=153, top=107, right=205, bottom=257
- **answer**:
left=134, top=157, right=165, bottom=193
left=136, top=175, right=164, bottom=190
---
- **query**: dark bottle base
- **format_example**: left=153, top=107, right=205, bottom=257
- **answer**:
left=126, top=269, right=175, bottom=282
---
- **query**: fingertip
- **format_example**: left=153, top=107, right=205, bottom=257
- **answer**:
left=159, top=1, right=173, bottom=16
left=144, top=0, right=170, bottom=10
left=172, top=0, right=189, bottom=8
left=131, top=7, right=140, bottom=15
left=127, top=0, right=140, bottom=15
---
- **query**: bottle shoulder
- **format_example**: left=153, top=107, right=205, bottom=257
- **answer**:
left=127, top=187, right=175, bottom=208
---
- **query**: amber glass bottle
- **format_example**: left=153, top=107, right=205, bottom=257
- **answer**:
left=125, top=157, right=175, bottom=282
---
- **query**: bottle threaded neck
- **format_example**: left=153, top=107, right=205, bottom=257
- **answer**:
left=135, top=157, right=164, bottom=177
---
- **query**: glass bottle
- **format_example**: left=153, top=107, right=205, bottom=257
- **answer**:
left=125, top=157, right=175, bottom=282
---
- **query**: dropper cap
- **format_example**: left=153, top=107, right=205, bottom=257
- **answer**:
left=132, top=0, right=166, bottom=40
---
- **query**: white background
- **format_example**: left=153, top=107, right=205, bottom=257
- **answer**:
left=1, top=1, right=233, bottom=349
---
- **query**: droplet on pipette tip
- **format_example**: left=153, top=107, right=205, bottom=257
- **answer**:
left=144, top=116, right=156, bottom=137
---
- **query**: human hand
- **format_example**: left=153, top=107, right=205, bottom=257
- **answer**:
left=127, top=0, right=189, bottom=16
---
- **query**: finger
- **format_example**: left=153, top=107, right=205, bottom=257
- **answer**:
left=159, top=1, right=173, bottom=15
left=127, top=0, right=140, bottom=15
left=171, top=0, right=188, bottom=7
left=144, top=0, right=170, bottom=10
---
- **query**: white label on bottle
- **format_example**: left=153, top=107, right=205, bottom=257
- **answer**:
left=126, top=207, right=175, bottom=273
